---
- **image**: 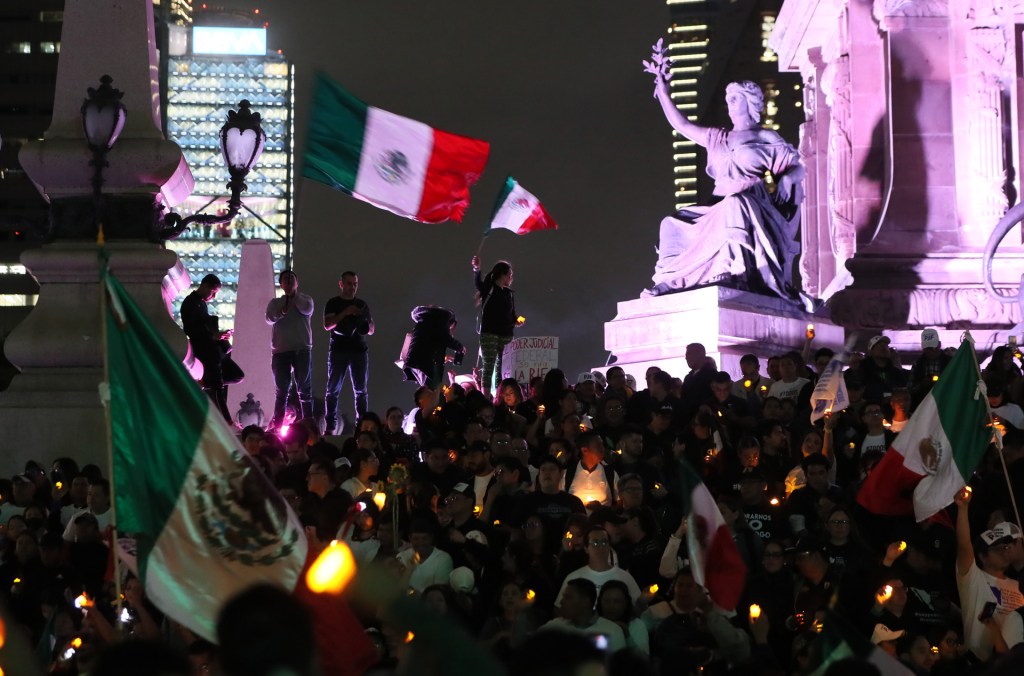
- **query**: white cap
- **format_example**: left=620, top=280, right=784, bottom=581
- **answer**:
left=921, top=329, right=940, bottom=349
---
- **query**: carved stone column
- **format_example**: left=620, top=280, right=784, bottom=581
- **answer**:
left=0, top=0, right=194, bottom=476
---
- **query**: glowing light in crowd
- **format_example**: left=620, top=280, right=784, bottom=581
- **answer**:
left=517, top=316, right=526, bottom=323
left=0, top=615, right=5, bottom=648
left=120, top=607, right=132, bottom=623
left=525, top=589, right=536, bottom=602
left=493, top=519, right=501, bottom=526
left=749, top=604, right=761, bottom=620
left=473, top=505, right=482, bottom=516
left=648, top=584, right=659, bottom=595
left=306, top=540, right=357, bottom=594
left=744, top=379, right=752, bottom=388
left=373, top=492, right=387, bottom=511
left=932, top=375, right=939, bottom=382
left=405, top=631, right=415, bottom=643
left=898, top=540, right=907, bottom=553
left=876, top=584, right=893, bottom=604
left=769, top=498, right=780, bottom=506
left=74, top=593, right=93, bottom=609
left=56, top=480, right=63, bottom=490
left=565, top=531, right=573, bottom=541
left=278, top=424, right=291, bottom=437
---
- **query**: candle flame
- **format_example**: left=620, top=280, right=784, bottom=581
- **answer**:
left=525, top=589, right=536, bottom=601
left=744, top=379, right=752, bottom=388
left=306, top=540, right=357, bottom=595
left=876, top=584, right=893, bottom=604
left=71, top=637, right=83, bottom=649
left=898, top=540, right=907, bottom=552
left=405, top=631, right=415, bottom=643
left=749, top=604, right=762, bottom=620
left=648, top=584, right=659, bottom=595
left=769, top=497, right=780, bottom=506
left=372, top=492, right=387, bottom=511
left=74, top=593, right=93, bottom=609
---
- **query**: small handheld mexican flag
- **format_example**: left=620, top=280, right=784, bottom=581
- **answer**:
left=302, top=72, right=490, bottom=224
left=680, top=460, right=746, bottom=611
left=857, top=338, right=991, bottom=522
left=486, top=176, right=558, bottom=235
left=103, top=270, right=307, bottom=641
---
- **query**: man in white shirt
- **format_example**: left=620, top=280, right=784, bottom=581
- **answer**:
left=540, top=578, right=627, bottom=653
left=955, top=488, right=1024, bottom=661
left=767, top=354, right=809, bottom=402
left=62, top=478, right=112, bottom=542
left=566, top=432, right=619, bottom=507
left=556, top=526, right=642, bottom=607
left=396, top=515, right=453, bottom=593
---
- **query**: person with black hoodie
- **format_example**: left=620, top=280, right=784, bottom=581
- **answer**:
left=471, top=256, right=524, bottom=396
left=402, top=305, right=466, bottom=390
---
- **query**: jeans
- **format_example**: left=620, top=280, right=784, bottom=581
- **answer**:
left=271, top=349, right=313, bottom=427
left=325, top=348, right=369, bottom=432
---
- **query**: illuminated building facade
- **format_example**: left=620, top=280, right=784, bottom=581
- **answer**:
left=164, top=20, right=295, bottom=329
left=665, top=0, right=801, bottom=208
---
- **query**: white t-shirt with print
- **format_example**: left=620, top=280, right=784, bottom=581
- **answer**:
left=957, top=561, right=1024, bottom=660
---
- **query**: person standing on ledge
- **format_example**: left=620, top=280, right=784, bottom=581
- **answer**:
left=323, top=271, right=374, bottom=435
left=180, top=274, right=233, bottom=422
left=642, top=39, right=804, bottom=300
left=265, top=270, right=314, bottom=432
left=472, top=256, right=524, bottom=398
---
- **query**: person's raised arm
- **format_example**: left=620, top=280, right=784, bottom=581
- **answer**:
left=955, top=486, right=974, bottom=577
left=643, top=39, right=711, bottom=148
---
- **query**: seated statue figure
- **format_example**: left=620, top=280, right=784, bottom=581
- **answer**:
left=643, top=39, right=804, bottom=300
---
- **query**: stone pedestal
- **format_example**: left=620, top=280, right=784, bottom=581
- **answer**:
left=602, top=286, right=845, bottom=380
left=0, top=243, right=183, bottom=476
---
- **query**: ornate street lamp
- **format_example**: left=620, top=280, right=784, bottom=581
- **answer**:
left=159, top=99, right=266, bottom=240
left=81, top=74, right=127, bottom=203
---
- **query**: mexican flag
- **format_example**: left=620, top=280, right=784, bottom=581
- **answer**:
left=302, top=71, right=490, bottom=224
left=680, top=460, right=746, bottom=611
left=856, top=339, right=991, bottom=522
left=487, top=176, right=558, bottom=235
left=810, top=612, right=913, bottom=676
left=104, top=270, right=306, bottom=641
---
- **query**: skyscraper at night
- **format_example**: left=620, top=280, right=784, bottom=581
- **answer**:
left=163, top=9, right=295, bottom=330
left=664, top=0, right=802, bottom=209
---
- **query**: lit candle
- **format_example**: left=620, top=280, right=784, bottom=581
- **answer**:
left=749, top=604, right=761, bottom=620
left=806, top=323, right=815, bottom=339
left=306, top=540, right=357, bottom=594
left=517, top=316, right=526, bottom=323
left=769, top=497, right=780, bottom=506
left=405, top=631, right=415, bottom=643
left=74, top=593, right=93, bottom=609
left=55, top=480, right=63, bottom=491
left=932, top=375, right=939, bottom=382
left=525, top=589, right=536, bottom=602
left=648, top=584, right=659, bottom=595
left=744, top=379, right=752, bottom=389
left=876, top=584, right=893, bottom=604
left=898, top=540, right=907, bottom=553
left=372, top=492, right=387, bottom=511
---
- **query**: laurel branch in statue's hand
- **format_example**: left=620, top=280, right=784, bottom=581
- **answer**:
left=642, top=38, right=671, bottom=87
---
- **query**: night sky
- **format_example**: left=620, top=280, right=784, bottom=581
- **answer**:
left=221, top=1, right=673, bottom=411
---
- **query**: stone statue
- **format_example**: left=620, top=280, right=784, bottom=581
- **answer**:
left=642, top=40, right=805, bottom=300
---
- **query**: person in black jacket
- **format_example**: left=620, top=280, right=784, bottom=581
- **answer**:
left=402, top=305, right=466, bottom=390
left=471, top=256, right=524, bottom=397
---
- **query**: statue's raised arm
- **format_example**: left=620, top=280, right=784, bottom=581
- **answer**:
left=643, top=39, right=711, bottom=147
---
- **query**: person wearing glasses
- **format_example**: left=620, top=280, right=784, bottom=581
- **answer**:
left=554, top=526, right=642, bottom=609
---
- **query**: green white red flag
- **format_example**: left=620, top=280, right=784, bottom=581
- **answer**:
left=487, top=176, right=558, bottom=235
left=302, top=71, right=490, bottom=223
left=104, top=270, right=306, bottom=641
left=856, top=339, right=991, bottom=522
left=680, top=460, right=746, bottom=611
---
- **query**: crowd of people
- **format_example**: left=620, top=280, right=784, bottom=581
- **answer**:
left=5, top=283, right=1024, bottom=675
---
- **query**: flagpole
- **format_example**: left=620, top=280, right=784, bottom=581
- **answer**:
left=475, top=234, right=487, bottom=259
left=97, top=228, right=126, bottom=630
left=966, top=333, right=1023, bottom=529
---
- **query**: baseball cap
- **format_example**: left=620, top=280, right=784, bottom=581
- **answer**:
left=446, top=482, right=476, bottom=502
left=980, top=522, right=1021, bottom=548
left=577, top=372, right=598, bottom=385
left=449, top=566, right=476, bottom=593
left=793, top=534, right=828, bottom=556
left=921, top=329, right=940, bottom=349
left=867, top=335, right=891, bottom=352
left=590, top=371, right=608, bottom=389
left=871, top=624, right=905, bottom=644
left=625, top=374, right=637, bottom=390
left=333, top=457, right=351, bottom=469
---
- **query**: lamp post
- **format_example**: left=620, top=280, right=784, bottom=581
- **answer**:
left=159, top=99, right=266, bottom=240
left=80, top=74, right=127, bottom=231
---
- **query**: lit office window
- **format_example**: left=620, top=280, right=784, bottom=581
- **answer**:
left=40, top=42, right=60, bottom=54
left=6, top=42, right=32, bottom=54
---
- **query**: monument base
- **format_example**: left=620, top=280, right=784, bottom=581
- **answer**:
left=602, top=286, right=845, bottom=380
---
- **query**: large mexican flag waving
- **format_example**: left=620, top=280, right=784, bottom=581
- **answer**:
left=857, top=339, right=992, bottom=522
left=104, top=270, right=306, bottom=641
